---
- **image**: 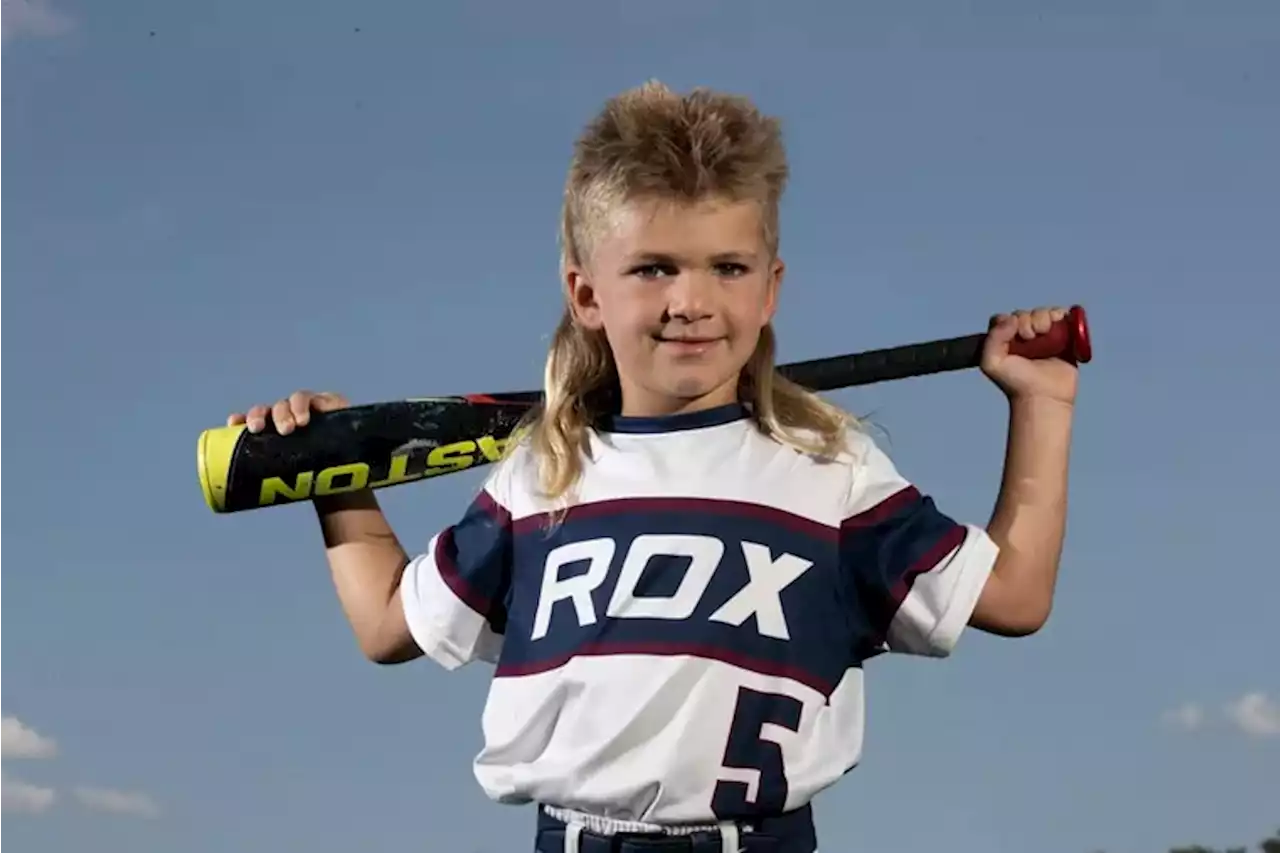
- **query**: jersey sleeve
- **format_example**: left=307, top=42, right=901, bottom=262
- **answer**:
left=398, top=467, right=514, bottom=670
left=840, top=434, right=998, bottom=659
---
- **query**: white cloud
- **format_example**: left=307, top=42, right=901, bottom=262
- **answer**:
left=1, top=716, right=58, bottom=759
left=73, top=786, right=161, bottom=819
left=1160, top=702, right=1206, bottom=732
left=2, top=775, right=57, bottom=814
left=1224, top=692, right=1280, bottom=739
left=1, top=0, right=75, bottom=41
left=2, top=716, right=161, bottom=820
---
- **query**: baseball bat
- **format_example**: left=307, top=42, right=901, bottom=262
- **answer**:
left=198, top=305, right=1091, bottom=515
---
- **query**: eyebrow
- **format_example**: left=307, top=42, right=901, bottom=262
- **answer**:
left=623, top=250, right=759, bottom=266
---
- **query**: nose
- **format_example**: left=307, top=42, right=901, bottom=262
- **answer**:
left=664, top=269, right=716, bottom=323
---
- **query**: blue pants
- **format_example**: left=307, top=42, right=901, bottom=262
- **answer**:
left=533, top=804, right=819, bottom=853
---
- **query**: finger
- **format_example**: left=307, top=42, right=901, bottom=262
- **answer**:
left=226, top=413, right=247, bottom=427
left=312, top=391, right=349, bottom=413
left=289, top=390, right=314, bottom=427
left=1015, top=310, right=1037, bottom=340
left=245, top=404, right=270, bottom=434
left=1030, top=307, right=1055, bottom=335
left=1049, top=305, right=1068, bottom=322
left=273, top=399, right=296, bottom=435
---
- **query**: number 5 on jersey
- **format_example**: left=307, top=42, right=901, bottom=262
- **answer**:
left=712, top=686, right=804, bottom=819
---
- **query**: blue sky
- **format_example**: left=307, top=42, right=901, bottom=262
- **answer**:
left=3, top=1, right=1277, bottom=851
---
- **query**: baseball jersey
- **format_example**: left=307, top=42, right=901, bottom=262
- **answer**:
left=398, top=402, right=997, bottom=825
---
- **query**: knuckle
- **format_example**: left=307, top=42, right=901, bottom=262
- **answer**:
left=318, top=391, right=349, bottom=410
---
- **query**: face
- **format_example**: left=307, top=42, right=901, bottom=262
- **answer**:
left=565, top=196, right=782, bottom=417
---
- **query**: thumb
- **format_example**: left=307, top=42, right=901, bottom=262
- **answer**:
left=312, top=391, right=350, bottom=412
left=982, top=314, right=1018, bottom=366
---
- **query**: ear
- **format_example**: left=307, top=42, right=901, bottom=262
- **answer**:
left=565, top=264, right=606, bottom=330
left=761, top=256, right=784, bottom=324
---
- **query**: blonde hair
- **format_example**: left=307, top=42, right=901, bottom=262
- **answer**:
left=520, top=80, right=857, bottom=501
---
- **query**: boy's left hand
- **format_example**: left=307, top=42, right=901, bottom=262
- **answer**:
left=981, top=306, right=1079, bottom=405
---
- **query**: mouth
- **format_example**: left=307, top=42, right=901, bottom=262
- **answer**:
left=654, top=336, right=724, bottom=353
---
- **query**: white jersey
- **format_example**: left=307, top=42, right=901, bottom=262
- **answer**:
left=398, top=403, right=997, bottom=825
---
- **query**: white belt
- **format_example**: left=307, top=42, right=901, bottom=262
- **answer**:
left=542, top=804, right=745, bottom=853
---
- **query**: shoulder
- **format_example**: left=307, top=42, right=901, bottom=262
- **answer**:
left=476, top=435, right=574, bottom=522
left=835, top=425, right=916, bottom=517
left=760, top=421, right=909, bottom=513
left=838, top=423, right=893, bottom=471
left=763, top=418, right=885, bottom=471
left=477, top=436, right=539, bottom=506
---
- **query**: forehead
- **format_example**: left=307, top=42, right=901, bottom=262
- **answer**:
left=594, top=196, right=767, bottom=261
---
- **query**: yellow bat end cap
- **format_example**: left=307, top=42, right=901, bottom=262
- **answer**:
left=197, top=424, right=245, bottom=513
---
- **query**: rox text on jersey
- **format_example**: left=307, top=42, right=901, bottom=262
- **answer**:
left=493, top=521, right=859, bottom=696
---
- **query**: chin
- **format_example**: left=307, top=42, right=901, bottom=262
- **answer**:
left=666, top=370, right=739, bottom=402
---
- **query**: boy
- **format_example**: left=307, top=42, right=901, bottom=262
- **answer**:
left=229, top=81, right=1076, bottom=853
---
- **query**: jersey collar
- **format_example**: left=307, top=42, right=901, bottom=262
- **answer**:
left=596, top=403, right=751, bottom=435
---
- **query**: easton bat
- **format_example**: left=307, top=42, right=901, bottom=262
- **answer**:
left=198, top=305, right=1091, bottom=515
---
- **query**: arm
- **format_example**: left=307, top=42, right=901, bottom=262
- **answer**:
left=316, top=490, right=422, bottom=664
left=230, top=388, right=511, bottom=668
left=968, top=306, right=1080, bottom=637
left=319, top=480, right=514, bottom=670
left=840, top=438, right=1000, bottom=660
left=228, top=390, right=422, bottom=665
left=839, top=305, right=1080, bottom=656
left=968, top=397, right=1073, bottom=637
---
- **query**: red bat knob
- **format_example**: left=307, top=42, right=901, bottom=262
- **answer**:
left=1006, top=305, right=1092, bottom=365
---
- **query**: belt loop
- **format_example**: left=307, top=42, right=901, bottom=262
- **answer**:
left=717, top=821, right=741, bottom=853
left=563, top=821, right=583, bottom=853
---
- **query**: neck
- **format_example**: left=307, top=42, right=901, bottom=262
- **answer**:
left=617, top=377, right=741, bottom=418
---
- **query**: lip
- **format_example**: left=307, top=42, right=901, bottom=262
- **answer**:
left=656, top=336, right=722, bottom=344
left=655, top=337, right=723, bottom=355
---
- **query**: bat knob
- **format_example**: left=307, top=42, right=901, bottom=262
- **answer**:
left=1066, top=304, right=1092, bottom=364
left=1007, top=304, right=1092, bottom=365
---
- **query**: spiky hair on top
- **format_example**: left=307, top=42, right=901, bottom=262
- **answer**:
left=559, top=80, right=790, bottom=272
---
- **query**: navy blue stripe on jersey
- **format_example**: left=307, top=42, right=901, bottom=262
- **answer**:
left=839, top=485, right=967, bottom=649
left=597, top=403, right=750, bottom=434
left=434, top=489, right=513, bottom=635
left=496, top=497, right=852, bottom=696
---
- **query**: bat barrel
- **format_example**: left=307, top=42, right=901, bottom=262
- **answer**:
left=197, top=399, right=536, bottom=514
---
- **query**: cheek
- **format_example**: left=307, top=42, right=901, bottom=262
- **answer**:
left=729, top=286, right=775, bottom=331
left=598, top=293, right=654, bottom=335
left=595, top=297, right=656, bottom=358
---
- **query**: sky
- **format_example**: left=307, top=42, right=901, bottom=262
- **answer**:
left=2, top=1, right=1278, bottom=851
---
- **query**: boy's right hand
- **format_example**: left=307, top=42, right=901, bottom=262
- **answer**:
left=227, top=390, right=351, bottom=435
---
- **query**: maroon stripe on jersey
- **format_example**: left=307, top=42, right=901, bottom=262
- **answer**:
left=839, top=484, right=921, bottom=530
left=511, top=497, right=839, bottom=542
left=494, top=641, right=837, bottom=696
left=877, top=523, right=967, bottom=637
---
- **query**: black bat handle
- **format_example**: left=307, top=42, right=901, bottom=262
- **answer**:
left=779, top=305, right=1091, bottom=391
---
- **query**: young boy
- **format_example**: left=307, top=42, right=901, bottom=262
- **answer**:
left=229, top=81, right=1077, bottom=853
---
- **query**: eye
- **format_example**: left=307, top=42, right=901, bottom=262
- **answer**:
left=714, top=262, right=750, bottom=278
left=628, top=262, right=678, bottom=279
